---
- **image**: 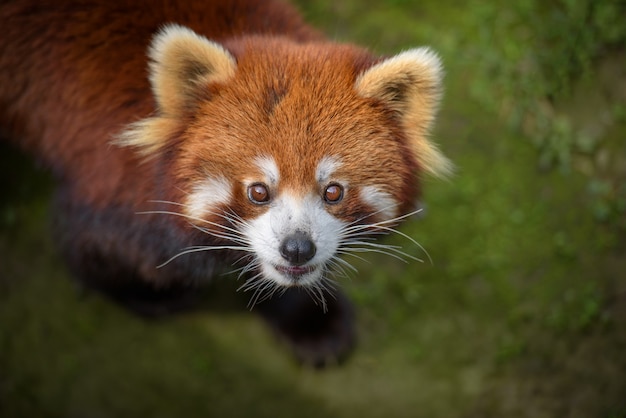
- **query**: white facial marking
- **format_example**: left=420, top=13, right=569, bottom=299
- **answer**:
left=185, top=176, right=231, bottom=219
left=254, top=156, right=280, bottom=186
left=244, top=192, right=346, bottom=287
left=360, top=185, right=399, bottom=220
left=316, top=156, right=342, bottom=184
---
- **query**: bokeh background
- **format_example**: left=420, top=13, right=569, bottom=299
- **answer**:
left=1, top=0, right=625, bottom=417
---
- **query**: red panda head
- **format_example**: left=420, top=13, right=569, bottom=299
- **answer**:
left=119, top=25, right=451, bottom=291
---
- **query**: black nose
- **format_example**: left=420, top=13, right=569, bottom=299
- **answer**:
left=280, top=232, right=316, bottom=265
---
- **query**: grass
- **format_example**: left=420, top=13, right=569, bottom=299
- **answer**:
left=1, top=1, right=625, bottom=417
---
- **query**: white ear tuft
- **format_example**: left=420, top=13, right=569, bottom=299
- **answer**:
left=149, top=24, right=236, bottom=116
left=117, top=25, right=236, bottom=154
left=355, top=48, right=452, bottom=177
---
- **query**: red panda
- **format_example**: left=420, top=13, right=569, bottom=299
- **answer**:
left=0, top=0, right=450, bottom=366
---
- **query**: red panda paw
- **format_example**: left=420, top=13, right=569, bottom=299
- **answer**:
left=256, top=287, right=356, bottom=368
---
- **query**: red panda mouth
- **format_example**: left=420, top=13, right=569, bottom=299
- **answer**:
left=274, top=265, right=316, bottom=278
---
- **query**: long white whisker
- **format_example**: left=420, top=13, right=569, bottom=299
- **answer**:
left=220, top=257, right=258, bottom=279
left=326, top=258, right=354, bottom=280
left=343, top=203, right=402, bottom=228
left=344, top=245, right=422, bottom=263
left=191, top=225, right=250, bottom=245
left=232, top=253, right=257, bottom=267
left=342, top=240, right=423, bottom=262
left=315, top=285, right=328, bottom=312
left=137, top=210, right=244, bottom=237
left=258, top=282, right=281, bottom=305
left=247, top=279, right=276, bottom=309
left=145, top=199, right=186, bottom=207
left=360, top=226, right=432, bottom=265
left=338, top=207, right=432, bottom=265
left=157, top=245, right=252, bottom=268
left=343, top=207, right=424, bottom=231
left=214, top=209, right=251, bottom=227
left=237, top=272, right=264, bottom=293
left=335, top=249, right=371, bottom=264
left=236, top=261, right=261, bottom=280
left=328, top=254, right=360, bottom=273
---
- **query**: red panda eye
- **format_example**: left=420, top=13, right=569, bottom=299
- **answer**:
left=247, top=183, right=270, bottom=204
left=324, top=184, right=343, bottom=204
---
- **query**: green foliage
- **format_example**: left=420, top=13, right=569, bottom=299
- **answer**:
left=468, top=0, right=625, bottom=124
left=463, top=0, right=626, bottom=226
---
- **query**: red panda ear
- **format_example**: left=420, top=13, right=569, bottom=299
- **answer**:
left=355, top=48, right=453, bottom=178
left=148, top=24, right=236, bottom=116
left=117, top=25, right=236, bottom=155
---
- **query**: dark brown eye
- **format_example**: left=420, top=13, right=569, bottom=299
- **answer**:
left=324, top=184, right=344, bottom=204
left=247, top=183, right=270, bottom=204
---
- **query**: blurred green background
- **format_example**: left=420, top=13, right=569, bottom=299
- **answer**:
left=1, top=0, right=625, bottom=417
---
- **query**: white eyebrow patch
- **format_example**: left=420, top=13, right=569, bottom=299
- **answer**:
left=255, top=156, right=280, bottom=186
left=316, top=156, right=342, bottom=183
left=360, top=185, right=399, bottom=220
left=184, top=176, right=232, bottom=219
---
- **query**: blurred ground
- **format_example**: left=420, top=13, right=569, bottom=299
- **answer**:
left=1, top=1, right=625, bottom=417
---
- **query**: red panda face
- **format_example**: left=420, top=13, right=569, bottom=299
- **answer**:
left=118, top=25, right=451, bottom=291
left=175, top=153, right=406, bottom=289
left=237, top=156, right=351, bottom=287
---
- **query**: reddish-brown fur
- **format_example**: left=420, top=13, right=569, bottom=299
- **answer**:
left=0, top=0, right=340, bottom=288
left=0, top=0, right=441, bottom=365
left=0, top=0, right=321, bottom=207
left=174, top=37, right=418, bottom=224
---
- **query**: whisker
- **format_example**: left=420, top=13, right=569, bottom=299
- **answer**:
left=215, top=209, right=251, bottom=227
left=344, top=207, right=424, bottom=231
left=342, top=240, right=423, bottom=262
left=338, top=207, right=432, bottom=265
left=145, top=199, right=186, bottom=207
left=343, top=203, right=403, bottom=228
left=247, top=279, right=276, bottom=309
left=237, top=272, right=264, bottom=293
left=232, top=253, right=257, bottom=267
left=236, top=261, right=261, bottom=280
left=303, top=283, right=327, bottom=312
left=192, top=225, right=250, bottom=246
left=341, top=245, right=422, bottom=264
left=157, top=245, right=252, bottom=268
left=335, top=249, right=370, bottom=264
left=259, top=282, right=282, bottom=305
left=221, top=257, right=258, bottom=279
left=359, top=226, right=432, bottom=265
left=137, top=210, right=244, bottom=238
left=325, top=258, right=354, bottom=281
left=327, top=254, right=359, bottom=274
